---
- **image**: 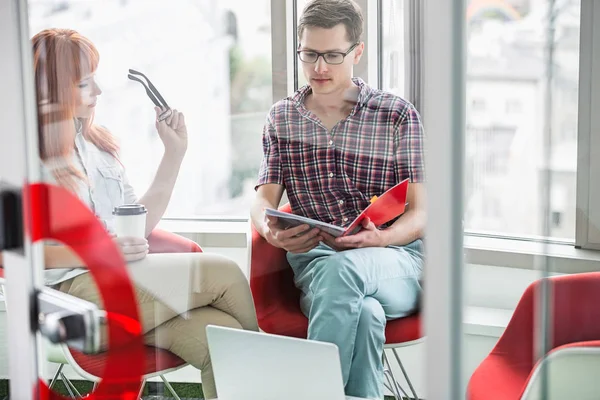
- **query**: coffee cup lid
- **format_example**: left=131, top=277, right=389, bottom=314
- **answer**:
left=112, top=204, right=148, bottom=216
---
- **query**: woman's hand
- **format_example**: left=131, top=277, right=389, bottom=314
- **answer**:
left=113, top=236, right=149, bottom=262
left=155, top=107, right=188, bottom=157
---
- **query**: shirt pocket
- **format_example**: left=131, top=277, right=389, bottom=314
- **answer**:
left=96, top=165, right=125, bottom=216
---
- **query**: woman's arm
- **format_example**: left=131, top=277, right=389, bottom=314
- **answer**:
left=137, top=108, right=188, bottom=237
left=137, top=151, right=184, bottom=236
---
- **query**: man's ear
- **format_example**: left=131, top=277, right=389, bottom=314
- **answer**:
left=353, top=42, right=365, bottom=64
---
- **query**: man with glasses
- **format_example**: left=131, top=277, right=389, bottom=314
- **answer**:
left=251, top=0, right=426, bottom=398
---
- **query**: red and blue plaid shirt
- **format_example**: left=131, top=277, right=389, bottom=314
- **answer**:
left=257, top=78, right=426, bottom=228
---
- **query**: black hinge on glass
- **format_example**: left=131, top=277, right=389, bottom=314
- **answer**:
left=0, top=181, right=23, bottom=251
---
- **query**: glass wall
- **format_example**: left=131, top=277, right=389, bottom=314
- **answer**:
left=2, top=0, right=600, bottom=398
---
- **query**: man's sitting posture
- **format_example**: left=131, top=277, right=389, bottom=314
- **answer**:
left=250, top=0, right=426, bottom=398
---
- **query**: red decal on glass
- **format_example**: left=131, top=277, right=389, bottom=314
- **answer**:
left=26, top=183, right=144, bottom=399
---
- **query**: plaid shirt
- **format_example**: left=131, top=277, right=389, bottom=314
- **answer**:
left=257, top=78, right=425, bottom=228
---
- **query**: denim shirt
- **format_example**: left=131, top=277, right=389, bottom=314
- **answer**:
left=43, top=125, right=138, bottom=286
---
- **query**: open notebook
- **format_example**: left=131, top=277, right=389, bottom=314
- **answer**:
left=266, top=178, right=409, bottom=237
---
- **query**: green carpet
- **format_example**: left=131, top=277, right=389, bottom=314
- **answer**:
left=0, top=379, right=401, bottom=399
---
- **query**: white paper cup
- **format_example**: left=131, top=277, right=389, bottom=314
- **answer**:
left=112, top=204, right=147, bottom=239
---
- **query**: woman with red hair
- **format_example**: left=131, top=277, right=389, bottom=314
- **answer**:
left=30, top=28, right=258, bottom=399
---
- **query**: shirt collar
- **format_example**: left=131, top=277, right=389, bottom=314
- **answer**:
left=291, top=77, right=373, bottom=112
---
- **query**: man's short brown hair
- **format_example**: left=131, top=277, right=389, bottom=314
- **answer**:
left=298, top=0, right=364, bottom=44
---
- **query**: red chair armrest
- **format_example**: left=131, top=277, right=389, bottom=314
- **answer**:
left=249, top=203, right=292, bottom=281
left=147, top=229, right=202, bottom=254
left=249, top=225, right=292, bottom=309
left=249, top=203, right=308, bottom=337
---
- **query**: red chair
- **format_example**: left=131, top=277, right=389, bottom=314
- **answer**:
left=249, top=204, right=423, bottom=400
left=147, top=228, right=203, bottom=254
left=467, top=272, right=600, bottom=400
left=38, top=229, right=200, bottom=399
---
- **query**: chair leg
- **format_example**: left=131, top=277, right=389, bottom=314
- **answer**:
left=392, top=348, right=419, bottom=400
left=383, top=352, right=409, bottom=399
left=383, top=368, right=401, bottom=400
left=137, top=379, right=146, bottom=400
left=61, top=374, right=83, bottom=398
left=49, top=364, right=64, bottom=389
left=160, top=375, right=182, bottom=400
left=59, top=372, right=79, bottom=398
left=62, top=375, right=83, bottom=399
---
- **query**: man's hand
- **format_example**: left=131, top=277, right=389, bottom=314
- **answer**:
left=263, top=215, right=323, bottom=254
left=321, top=217, right=387, bottom=251
left=113, top=236, right=149, bottom=262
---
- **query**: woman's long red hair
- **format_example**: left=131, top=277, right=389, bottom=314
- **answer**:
left=32, top=28, right=119, bottom=190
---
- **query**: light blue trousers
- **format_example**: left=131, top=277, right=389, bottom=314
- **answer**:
left=287, top=240, right=424, bottom=400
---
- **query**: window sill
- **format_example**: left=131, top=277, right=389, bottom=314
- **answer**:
left=464, top=235, right=600, bottom=274
left=157, top=217, right=250, bottom=234
left=157, top=218, right=600, bottom=274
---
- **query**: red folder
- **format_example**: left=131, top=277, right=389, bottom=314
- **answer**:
left=342, top=178, right=410, bottom=236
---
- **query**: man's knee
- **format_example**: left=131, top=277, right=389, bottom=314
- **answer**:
left=311, top=251, right=364, bottom=288
left=358, top=297, right=386, bottom=332
left=167, top=307, right=243, bottom=368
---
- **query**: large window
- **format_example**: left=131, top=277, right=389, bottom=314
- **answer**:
left=464, top=0, right=580, bottom=240
left=29, top=0, right=587, bottom=243
left=29, top=0, right=273, bottom=218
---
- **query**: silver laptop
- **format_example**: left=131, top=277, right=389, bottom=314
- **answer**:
left=206, top=325, right=370, bottom=400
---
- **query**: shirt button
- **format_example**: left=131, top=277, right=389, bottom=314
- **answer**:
left=339, top=200, right=344, bottom=205
left=343, top=217, right=349, bottom=222
left=329, top=172, right=334, bottom=178
left=329, top=140, right=334, bottom=146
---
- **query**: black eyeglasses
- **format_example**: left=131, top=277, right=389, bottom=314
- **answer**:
left=297, top=42, right=360, bottom=65
left=127, top=69, right=172, bottom=121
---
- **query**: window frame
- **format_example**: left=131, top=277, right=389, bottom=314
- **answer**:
left=272, top=0, right=382, bottom=97
left=404, top=0, right=423, bottom=109
left=575, top=0, right=600, bottom=250
left=420, top=0, right=466, bottom=397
